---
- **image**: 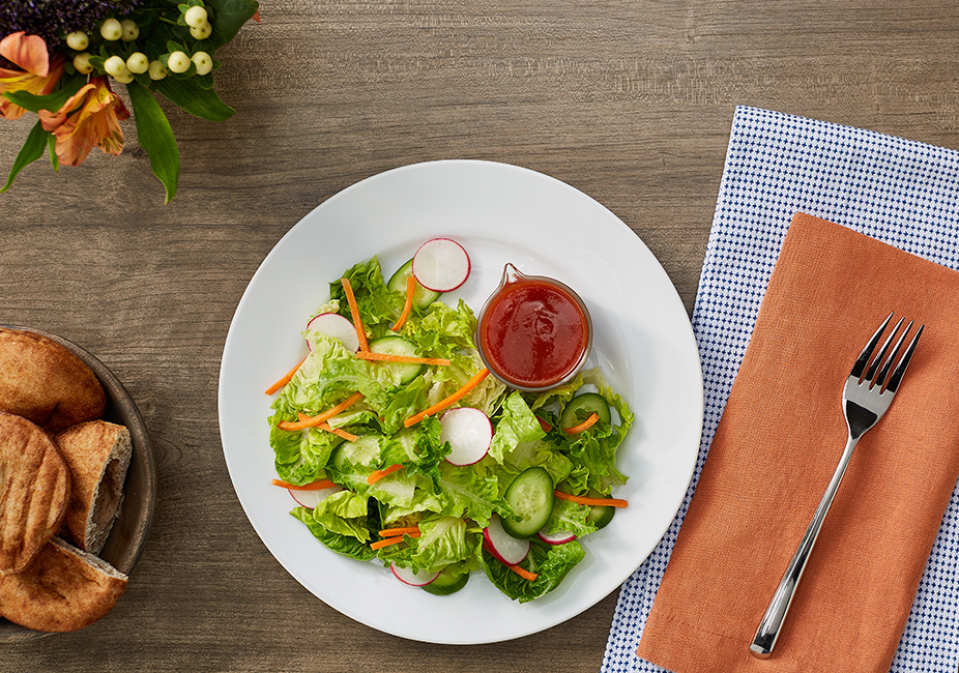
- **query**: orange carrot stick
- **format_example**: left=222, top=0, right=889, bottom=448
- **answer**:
left=265, top=355, right=307, bottom=395
left=537, top=416, right=552, bottom=433
left=391, top=275, right=416, bottom=332
left=554, top=491, right=629, bottom=508
left=507, top=564, right=538, bottom=581
left=340, top=277, right=370, bottom=352
left=271, top=478, right=337, bottom=491
left=277, top=391, right=364, bottom=432
left=378, top=526, right=420, bottom=537
left=563, top=412, right=599, bottom=434
left=295, top=414, right=358, bottom=441
left=368, top=463, right=404, bottom=485
left=404, top=368, right=491, bottom=428
left=356, top=351, right=450, bottom=366
left=315, top=421, right=358, bottom=441
left=370, top=532, right=421, bottom=550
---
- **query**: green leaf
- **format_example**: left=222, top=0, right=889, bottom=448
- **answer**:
left=1, top=120, right=50, bottom=193
left=205, top=0, right=258, bottom=49
left=47, top=133, right=59, bottom=172
left=126, top=82, right=180, bottom=204
left=2, top=76, right=85, bottom=114
left=154, top=76, right=234, bottom=121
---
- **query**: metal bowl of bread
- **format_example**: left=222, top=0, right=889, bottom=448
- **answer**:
left=0, top=326, right=156, bottom=641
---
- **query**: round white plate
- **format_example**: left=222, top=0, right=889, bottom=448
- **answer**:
left=218, top=160, right=703, bottom=644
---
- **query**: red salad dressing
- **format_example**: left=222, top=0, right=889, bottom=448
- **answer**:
left=478, top=265, right=591, bottom=390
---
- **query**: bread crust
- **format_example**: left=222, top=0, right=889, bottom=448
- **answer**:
left=0, top=537, right=127, bottom=632
left=0, top=329, right=106, bottom=433
left=54, top=421, right=132, bottom=554
left=0, top=412, right=71, bottom=575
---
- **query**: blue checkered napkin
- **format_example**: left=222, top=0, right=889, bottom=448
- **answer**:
left=602, top=106, right=959, bottom=673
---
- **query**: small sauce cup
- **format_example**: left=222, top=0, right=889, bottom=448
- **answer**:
left=476, top=263, right=592, bottom=392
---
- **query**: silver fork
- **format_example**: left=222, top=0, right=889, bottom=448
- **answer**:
left=750, top=312, right=924, bottom=658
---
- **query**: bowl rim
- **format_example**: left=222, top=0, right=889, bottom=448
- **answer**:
left=0, top=325, right=157, bottom=642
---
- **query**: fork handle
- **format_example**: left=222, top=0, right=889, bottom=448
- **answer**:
left=750, top=434, right=859, bottom=658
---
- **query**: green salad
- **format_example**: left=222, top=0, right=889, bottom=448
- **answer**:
left=267, top=247, right=633, bottom=603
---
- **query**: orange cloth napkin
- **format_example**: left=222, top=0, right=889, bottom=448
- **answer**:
left=637, top=212, right=959, bottom=673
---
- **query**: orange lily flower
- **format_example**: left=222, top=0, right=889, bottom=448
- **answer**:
left=39, top=77, right=130, bottom=166
left=0, top=32, right=63, bottom=120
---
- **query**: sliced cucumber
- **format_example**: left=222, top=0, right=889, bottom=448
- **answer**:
left=421, top=565, right=470, bottom=596
left=387, top=258, right=441, bottom=309
left=501, top=467, right=554, bottom=539
left=559, top=392, right=611, bottom=430
left=369, top=336, right=423, bottom=383
left=586, top=503, right=615, bottom=530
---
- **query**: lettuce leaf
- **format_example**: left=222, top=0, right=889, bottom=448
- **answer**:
left=311, top=490, right=373, bottom=542
left=482, top=540, right=585, bottom=603
left=291, top=506, right=376, bottom=561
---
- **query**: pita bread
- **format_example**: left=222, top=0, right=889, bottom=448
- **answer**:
left=0, top=412, right=71, bottom=575
left=55, top=421, right=132, bottom=554
left=0, top=329, right=106, bottom=433
left=0, top=537, right=127, bottom=632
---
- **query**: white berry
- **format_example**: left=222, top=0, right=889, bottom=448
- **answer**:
left=126, top=52, right=149, bottom=74
left=65, top=31, right=89, bottom=51
left=72, top=52, right=94, bottom=74
left=120, top=19, right=140, bottom=42
left=103, top=55, right=128, bottom=78
left=112, top=70, right=134, bottom=84
left=189, top=21, right=212, bottom=40
left=184, top=6, right=209, bottom=28
left=191, top=51, right=212, bottom=76
left=100, top=18, right=122, bottom=41
left=167, top=50, right=191, bottom=73
left=148, top=60, right=168, bottom=80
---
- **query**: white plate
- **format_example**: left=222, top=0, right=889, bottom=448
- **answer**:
left=218, top=160, right=703, bottom=644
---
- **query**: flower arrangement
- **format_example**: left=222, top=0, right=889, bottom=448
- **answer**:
left=0, top=0, right=259, bottom=203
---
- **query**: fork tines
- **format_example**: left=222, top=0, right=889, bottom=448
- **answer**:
left=852, top=312, right=924, bottom=392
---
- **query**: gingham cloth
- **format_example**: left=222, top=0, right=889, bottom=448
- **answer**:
left=602, top=106, right=959, bottom=673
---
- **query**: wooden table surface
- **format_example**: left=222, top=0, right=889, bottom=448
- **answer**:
left=2, top=1, right=958, bottom=671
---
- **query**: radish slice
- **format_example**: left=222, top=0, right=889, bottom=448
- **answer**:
left=288, top=485, right=342, bottom=509
left=412, top=238, right=471, bottom=292
left=537, top=528, right=576, bottom=545
left=390, top=563, right=440, bottom=587
left=440, top=407, right=492, bottom=466
left=306, top=313, right=360, bottom=352
left=482, top=514, right=530, bottom=565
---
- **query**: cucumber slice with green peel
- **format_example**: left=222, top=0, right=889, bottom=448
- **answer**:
left=501, top=467, right=555, bottom=538
left=420, top=566, right=470, bottom=596
left=387, top=259, right=441, bottom=309
left=559, top=392, right=612, bottom=430
left=368, top=336, right=423, bottom=383
left=586, top=502, right=615, bottom=530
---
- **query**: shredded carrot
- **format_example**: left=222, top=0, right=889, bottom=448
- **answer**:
left=404, top=368, right=491, bottom=428
left=368, top=463, right=404, bottom=484
left=340, top=277, right=370, bottom=352
left=370, top=532, right=421, bottom=550
left=265, top=355, right=307, bottom=395
left=277, top=391, right=364, bottom=432
left=271, top=478, right=338, bottom=491
left=308, top=419, right=358, bottom=441
left=507, top=564, right=538, bottom=581
left=554, top=491, right=629, bottom=508
left=356, top=351, right=450, bottom=366
left=391, top=275, right=417, bottom=332
left=537, top=416, right=552, bottom=433
left=563, top=412, right=600, bottom=434
left=378, top=526, right=420, bottom=537
left=295, top=413, right=358, bottom=440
